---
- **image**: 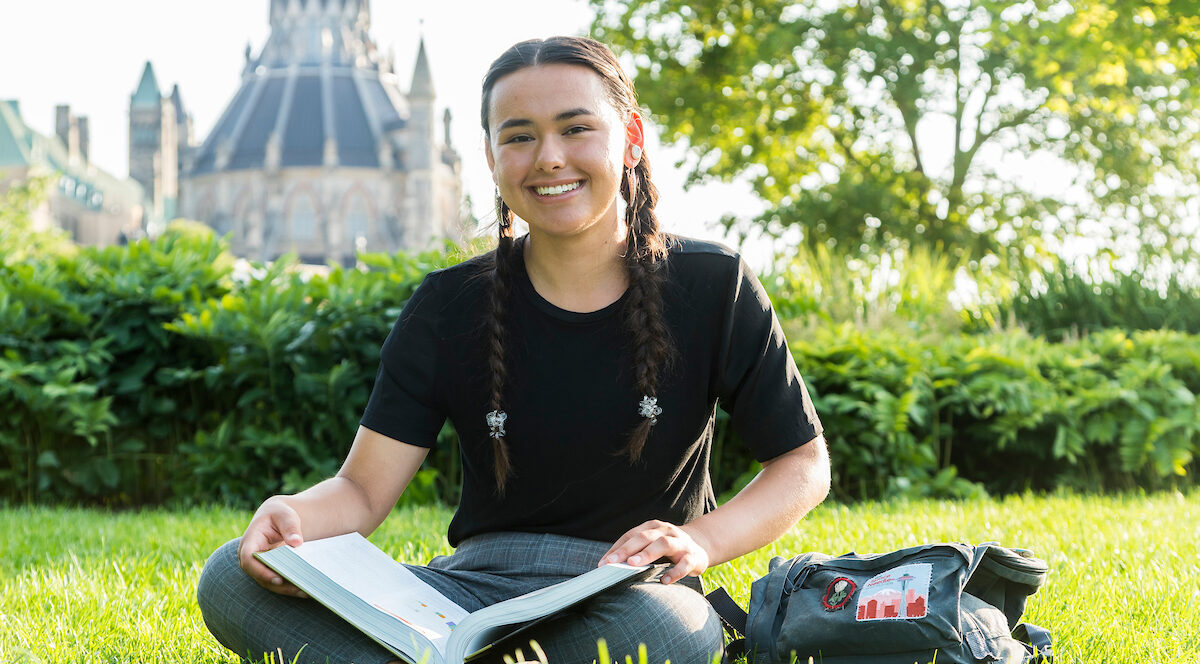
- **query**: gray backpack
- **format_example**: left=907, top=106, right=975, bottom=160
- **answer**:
left=707, top=542, right=1053, bottom=664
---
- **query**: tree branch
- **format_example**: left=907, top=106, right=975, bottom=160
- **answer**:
left=834, top=108, right=866, bottom=171
left=879, top=0, right=926, bottom=175
left=953, top=65, right=996, bottom=194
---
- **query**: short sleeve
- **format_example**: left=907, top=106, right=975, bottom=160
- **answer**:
left=715, top=258, right=823, bottom=461
left=359, top=273, right=446, bottom=447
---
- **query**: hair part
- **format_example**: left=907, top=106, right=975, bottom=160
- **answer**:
left=481, top=37, right=672, bottom=494
left=481, top=36, right=641, bottom=140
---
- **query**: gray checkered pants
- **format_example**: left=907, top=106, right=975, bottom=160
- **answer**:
left=197, top=532, right=724, bottom=664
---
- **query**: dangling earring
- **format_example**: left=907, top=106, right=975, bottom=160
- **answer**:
left=495, top=187, right=510, bottom=231
left=630, top=145, right=642, bottom=160
left=624, top=166, right=638, bottom=232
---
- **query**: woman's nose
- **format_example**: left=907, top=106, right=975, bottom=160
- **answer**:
left=535, top=136, right=565, bottom=172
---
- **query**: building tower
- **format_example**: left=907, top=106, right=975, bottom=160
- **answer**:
left=171, top=84, right=195, bottom=184
left=180, top=0, right=463, bottom=264
left=128, top=61, right=182, bottom=226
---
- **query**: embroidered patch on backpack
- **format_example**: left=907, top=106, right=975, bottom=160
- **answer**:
left=856, top=563, right=931, bottom=621
left=822, top=577, right=856, bottom=611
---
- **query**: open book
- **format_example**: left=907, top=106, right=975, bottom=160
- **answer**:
left=255, top=532, right=661, bottom=664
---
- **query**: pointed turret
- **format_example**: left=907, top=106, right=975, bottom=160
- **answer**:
left=410, top=37, right=434, bottom=100
left=170, top=84, right=187, bottom=123
left=131, top=62, right=161, bottom=107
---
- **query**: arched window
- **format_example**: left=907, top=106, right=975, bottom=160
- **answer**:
left=345, top=195, right=371, bottom=249
left=194, top=195, right=216, bottom=224
left=231, top=192, right=254, bottom=239
left=290, top=193, right=318, bottom=240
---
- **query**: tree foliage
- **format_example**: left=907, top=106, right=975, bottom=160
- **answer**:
left=590, top=0, right=1200, bottom=258
left=0, top=176, right=75, bottom=264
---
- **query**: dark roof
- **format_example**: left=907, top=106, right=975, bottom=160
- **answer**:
left=170, top=85, right=188, bottom=123
left=0, top=100, right=33, bottom=167
left=410, top=38, right=434, bottom=98
left=189, top=67, right=410, bottom=175
left=189, top=0, right=432, bottom=177
left=131, top=62, right=161, bottom=107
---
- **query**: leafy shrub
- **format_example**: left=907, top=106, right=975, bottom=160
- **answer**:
left=761, top=243, right=971, bottom=337
left=164, top=248, right=464, bottom=505
left=2, top=184, right=1197, bottom=505
left=0, top=203, right=468, bottom=505
left=793, top=326, right=1198, bottom=499
left=984, top=254, right=1200, bottom=339
left=1, top=221, right=235, bottom=502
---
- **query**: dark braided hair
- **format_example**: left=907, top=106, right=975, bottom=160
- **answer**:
left=485, top=194, right=518, bottom=490
left=480, top=36, right=673, bottom=492
left=620, top=149, right=670, bottom=462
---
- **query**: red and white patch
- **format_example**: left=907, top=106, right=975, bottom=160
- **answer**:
left=822, top=577, right=856, bottom=611
left=856, top=563, right=931, bottom=621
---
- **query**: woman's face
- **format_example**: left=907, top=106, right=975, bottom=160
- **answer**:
left=485, top=63, right=643, bottom=242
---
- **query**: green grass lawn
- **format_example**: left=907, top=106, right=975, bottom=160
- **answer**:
left=1, top=492, right=1197, bottom=663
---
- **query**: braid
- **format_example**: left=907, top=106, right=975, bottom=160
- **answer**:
left=621, top=156, right=672, bottom=462
left=486, top=195, right=517, bottom=493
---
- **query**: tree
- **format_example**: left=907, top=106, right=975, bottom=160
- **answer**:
left=590, top=0, right=1200, bottom=259
left=0, top=176, right=75, bottom=264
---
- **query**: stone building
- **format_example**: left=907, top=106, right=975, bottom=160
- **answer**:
left=0, top=100, right=144, bottom=245
left=173, top=0, right=464, bottom=265
left=128, top=62, right=194, bottom=227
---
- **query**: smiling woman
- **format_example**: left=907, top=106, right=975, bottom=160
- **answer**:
left=484, top=65, right=638, bottom=247
left=195, top=36, right=830, bottom=664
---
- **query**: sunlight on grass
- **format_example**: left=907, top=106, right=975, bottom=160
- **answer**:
left=1, top=493, right=1197, bottom=663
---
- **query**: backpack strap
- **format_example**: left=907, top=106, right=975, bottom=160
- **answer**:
left=705, top=586, right=748, bottom=637
left=706, top=587, right=749, bottom=664
left=1013, top=622, right=1054, bottom=662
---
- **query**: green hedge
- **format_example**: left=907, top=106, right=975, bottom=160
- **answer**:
left=0, top=220, right=465, bottom=506
left=2, top=223, right=1197, bottom=506
left=794, top=325, right=1197, bottom=499
left=993, top=254, right=1200, bottom=340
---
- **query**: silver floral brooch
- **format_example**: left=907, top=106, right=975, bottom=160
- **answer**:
left=638, top=395, right=663, bottom=425
left=486, top=410, right=507, bottom=439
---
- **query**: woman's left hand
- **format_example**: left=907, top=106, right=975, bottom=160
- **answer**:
left=599, top=520, right=712, bottom=585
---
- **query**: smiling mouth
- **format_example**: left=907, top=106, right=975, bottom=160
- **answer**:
left=533, top=181, right=583, bottom=196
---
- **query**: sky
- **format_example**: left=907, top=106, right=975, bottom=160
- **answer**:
left=1, top=0, right=768, bottom=259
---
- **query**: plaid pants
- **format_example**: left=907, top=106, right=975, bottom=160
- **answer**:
left=197, top=532, right=724, bottom=664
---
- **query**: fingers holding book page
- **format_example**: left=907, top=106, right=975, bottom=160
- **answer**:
left=599, top=520, right=712, bottom=585
left=238, top=496, right=308, bottom=597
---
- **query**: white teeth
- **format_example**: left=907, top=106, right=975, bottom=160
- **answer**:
left=535, top=181, right=581, bottom=196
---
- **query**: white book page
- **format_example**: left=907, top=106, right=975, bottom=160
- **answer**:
left=448, top=562, right=654, bottom=662
left=292, top=533, right=470, bottom=650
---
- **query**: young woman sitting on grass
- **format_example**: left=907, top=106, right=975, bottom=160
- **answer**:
left=196, top=35, right=831, bottom=664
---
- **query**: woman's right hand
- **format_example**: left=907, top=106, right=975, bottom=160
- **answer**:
left=232, top=428, right=430, bottom=597
left=237, top=495, right=309, bottom=597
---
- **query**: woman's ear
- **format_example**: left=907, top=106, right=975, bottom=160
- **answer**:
left=624, top=111, right=645, bottom=169
left=485, top=142, right=497, bottom=182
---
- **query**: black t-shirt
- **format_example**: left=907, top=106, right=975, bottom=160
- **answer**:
left=360, top=236, right=822, bottom=546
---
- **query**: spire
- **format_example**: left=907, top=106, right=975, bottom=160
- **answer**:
left=170, top=84, right=188, bottom=123
left=410, top=37, right=434, bottom=99
left=131, top=61, right=161, bottom=108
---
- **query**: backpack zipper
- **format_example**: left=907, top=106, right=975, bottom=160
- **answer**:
left=783, top=550, right=963, bottom=595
